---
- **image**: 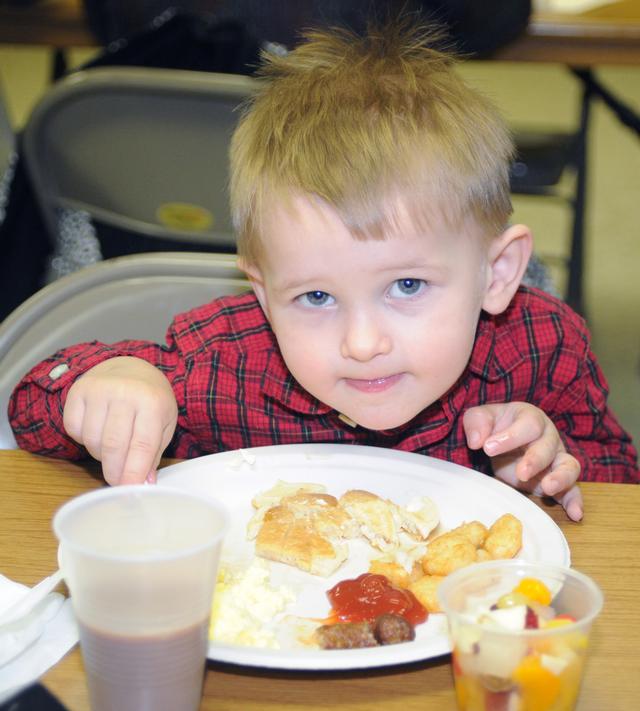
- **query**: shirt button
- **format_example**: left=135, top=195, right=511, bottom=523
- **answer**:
left=48, top=363, right=70, bottom=380
left=338, top=413, right=357, bottom=428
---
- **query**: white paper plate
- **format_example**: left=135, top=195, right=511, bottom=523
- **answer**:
left=157, top=444, right=570, bottom=670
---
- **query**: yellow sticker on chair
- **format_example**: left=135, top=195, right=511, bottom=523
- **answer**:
left=156, top=202, right=214, bottom=232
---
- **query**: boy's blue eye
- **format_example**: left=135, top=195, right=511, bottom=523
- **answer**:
left=391, top=278, right=425, bottom=297
left=299, top=290, right=334, bottom=307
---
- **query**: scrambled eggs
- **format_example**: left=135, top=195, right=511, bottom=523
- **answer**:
left=209, top=559, right=296, bottom=648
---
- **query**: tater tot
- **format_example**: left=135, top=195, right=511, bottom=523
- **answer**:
left=483, top=513, right=523, bottom=559
left=409, top=575, right=446, bottom=613
left=424, top=531, right=464, bottom=555
left=422, top=536, right=478, bottom=576
left=368, top=559, right=411, bottom=589
left=449, top=521, right=488, bottom=548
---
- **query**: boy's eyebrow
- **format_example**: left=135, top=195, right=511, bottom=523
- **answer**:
left=379, top=259, right=444, bottom=272
left=274, top=275, right=320, bottom=292
left=275, top=259, right=447, bottom=292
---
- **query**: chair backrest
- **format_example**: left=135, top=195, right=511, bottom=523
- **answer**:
left=0, top=252, right=250, bottom=448
left=22, top=66, right=259, bottom=252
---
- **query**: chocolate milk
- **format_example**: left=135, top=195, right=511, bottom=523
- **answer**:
left=79, top=619, right=209, bottom=711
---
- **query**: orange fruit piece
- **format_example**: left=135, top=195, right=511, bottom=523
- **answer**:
left=513, top=577, right=552, bottom=606
left=543, top=617, right=575, bottom=630
left=512, top=654, right=561, bottom=711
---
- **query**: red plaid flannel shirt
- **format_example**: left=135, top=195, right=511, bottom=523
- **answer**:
left=9, top=286, right=638, bottom=482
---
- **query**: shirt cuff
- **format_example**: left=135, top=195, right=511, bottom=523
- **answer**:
left=27, top=346, right=134, bottom=395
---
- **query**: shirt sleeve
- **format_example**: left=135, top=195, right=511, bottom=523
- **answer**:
left=538, top=333, right=639, bottom=483
left=8, top=331, right=187, bottom=460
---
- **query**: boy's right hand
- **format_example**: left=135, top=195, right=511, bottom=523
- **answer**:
left=63, top=357, right=178, bottom=486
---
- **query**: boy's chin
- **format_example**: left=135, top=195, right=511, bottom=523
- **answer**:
left=341, top=409, right=418, bottom=433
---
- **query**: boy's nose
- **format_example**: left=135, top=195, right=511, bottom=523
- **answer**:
left=340, top=311, right=392, bottom=361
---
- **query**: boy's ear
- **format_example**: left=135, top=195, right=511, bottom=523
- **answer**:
left=237, top=258, right=270, bottom=319
left=482, top=223, right=533, bottom=315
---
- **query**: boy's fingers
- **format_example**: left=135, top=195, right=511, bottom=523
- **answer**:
left=78, top=400, right=109, bottom=460
left=145, top=442, right=167, bottom=485
left=536, top=452, right=582, bottom=521
left=142, top=420, right=177, bottom=485
left=99, top=402, right=135, bottom=486
left=463, top=406, right=498, bottom=449
left=557, top=484, right=584, bottom=522
left=483, top=409, right=547, bottom=462
left=540, top=451, right=581, bottom=496
left=119, top=412, right=164, bottom=485
left=515, top=423, right=562, bottom=482
left=161, top=417, right=177, bottom=450
left=62, top=391, right=86, bottom=443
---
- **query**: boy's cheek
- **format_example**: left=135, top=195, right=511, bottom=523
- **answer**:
left=280, top=340, right=326, bottom=374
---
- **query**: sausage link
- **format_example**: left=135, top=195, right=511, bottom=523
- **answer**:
left=314, top=621, right=378, bottom=649
left=373, top=613, right=415, bottom=645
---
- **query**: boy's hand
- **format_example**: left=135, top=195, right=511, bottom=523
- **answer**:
left=463, top=402, right=583, bottom=522
left=63, top=357, right=178, bottom=486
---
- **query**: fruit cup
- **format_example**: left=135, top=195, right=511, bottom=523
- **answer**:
left=438, top=560, right=603, bottom=711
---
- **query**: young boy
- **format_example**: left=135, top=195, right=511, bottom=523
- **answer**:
left=9, top=22, right=638, bottom=520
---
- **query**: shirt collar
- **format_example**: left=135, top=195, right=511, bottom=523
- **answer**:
left=261, top=348, right=333, bottom=416
left=259, top=347, right=452, bottom=442
left=467, top=311, right=525, bottom=381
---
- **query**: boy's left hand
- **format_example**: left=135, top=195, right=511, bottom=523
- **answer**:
left=463, top=402, right=583, bottom=522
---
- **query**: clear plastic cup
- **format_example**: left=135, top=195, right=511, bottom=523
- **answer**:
left=438, top=560, right=603, bottom=711
left=53, top=486, right=228, bottom=711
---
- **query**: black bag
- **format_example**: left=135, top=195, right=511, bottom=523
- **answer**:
left=82, top=6, right=260, bottom=74
left=82, top=2, right=532, bottom=58
left=415, top=1, right=532, bottom=58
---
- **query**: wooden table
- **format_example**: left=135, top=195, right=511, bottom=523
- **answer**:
left=1, top=449, right=639, bottom=711
left=496, top=0, right=640, bottom=66
left=0, top=1, right=94, bottom=48
left=0, top=1, right=639, bottom=65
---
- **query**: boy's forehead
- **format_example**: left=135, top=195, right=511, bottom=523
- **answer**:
left=252, top=195, right=491, bottom=285
left=260, top=191, right=485, bottom=245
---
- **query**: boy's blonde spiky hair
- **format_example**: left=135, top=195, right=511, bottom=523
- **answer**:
left=230, top=20, right=514, bottom=265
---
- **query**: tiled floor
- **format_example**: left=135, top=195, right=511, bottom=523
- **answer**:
left=1, top=44, right=639, bottom=449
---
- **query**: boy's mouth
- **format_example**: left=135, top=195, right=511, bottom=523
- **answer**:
left=343, top=373, right=403, bottom=393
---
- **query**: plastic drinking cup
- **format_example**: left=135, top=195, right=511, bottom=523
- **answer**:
left=53, top=486, right=229, bottom=711
left=438, top=560, right=603, bottom=711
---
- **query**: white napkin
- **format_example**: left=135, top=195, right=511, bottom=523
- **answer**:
left=0, top=573, right=79, bottom=704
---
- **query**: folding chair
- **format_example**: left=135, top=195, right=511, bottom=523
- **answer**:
left=509, top=102, right=588, bottom=316
left=510, top=65, right=640, bottom=317
left=0, top=252, right=249, bottom=448
left=21, top=66, right=259, bottom=262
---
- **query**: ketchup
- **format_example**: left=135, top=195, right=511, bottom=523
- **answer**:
left=327, top=573, right=428, bottom=625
